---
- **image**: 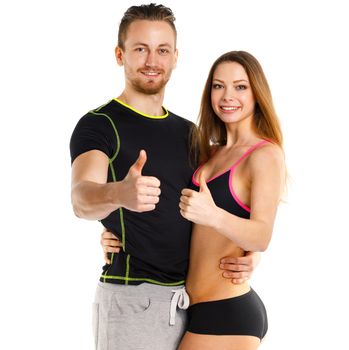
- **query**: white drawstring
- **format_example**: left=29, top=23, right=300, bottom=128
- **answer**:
left=169, top=287, right=190, bottom=325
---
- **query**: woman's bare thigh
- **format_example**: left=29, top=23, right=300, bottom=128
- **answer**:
left=177, top=331, right=260, bottom=350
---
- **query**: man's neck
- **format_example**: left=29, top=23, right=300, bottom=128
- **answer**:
left=117, top=90, right=165, bottom=116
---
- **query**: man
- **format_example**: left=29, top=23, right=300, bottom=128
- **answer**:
left=70, top=4, right=259, bottom=349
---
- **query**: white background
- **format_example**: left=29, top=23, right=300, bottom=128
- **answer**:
left=1, top=0, right=348, bottom=349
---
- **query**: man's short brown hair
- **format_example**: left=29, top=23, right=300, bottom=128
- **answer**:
left=118, top=3, right=177, bottom=50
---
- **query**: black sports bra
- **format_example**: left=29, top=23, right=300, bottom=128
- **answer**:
left=190, top=140, right=270, bottom=219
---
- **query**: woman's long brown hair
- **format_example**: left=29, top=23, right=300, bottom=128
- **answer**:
left=192, top=51, right=283, bottom=163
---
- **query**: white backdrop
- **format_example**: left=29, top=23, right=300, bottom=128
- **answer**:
left=1, top=0, right=348, bottom=349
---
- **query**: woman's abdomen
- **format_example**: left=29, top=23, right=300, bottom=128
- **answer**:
left=186, top=225, right=250, bottom=305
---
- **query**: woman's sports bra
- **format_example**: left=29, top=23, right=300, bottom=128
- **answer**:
left=190, top=140, right=270, bottom=219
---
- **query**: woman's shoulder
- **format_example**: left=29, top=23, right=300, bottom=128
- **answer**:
left=249, top=140, right=285, bottom=170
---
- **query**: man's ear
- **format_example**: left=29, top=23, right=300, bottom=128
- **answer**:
left=173, top=48, right=178, bottom=69
left=115, top=46, right=124, bottom=66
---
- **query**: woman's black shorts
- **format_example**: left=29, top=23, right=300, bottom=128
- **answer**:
left=187, top=288, right=268, bottom=340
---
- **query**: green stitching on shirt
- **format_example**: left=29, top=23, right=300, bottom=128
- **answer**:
left=100, top=274, right=185, bottom=286
left=125, top=254, right=130, bottom=285
left=91, top=103, right=181, bottom=287
left=89, top=107, right=125, bottom=280
left=119, top=207, right=125, bottom=251
left=89, top=108, right=120, bottom=162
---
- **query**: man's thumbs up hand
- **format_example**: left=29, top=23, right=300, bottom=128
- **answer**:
left=119, top=150, right=161, bottom=212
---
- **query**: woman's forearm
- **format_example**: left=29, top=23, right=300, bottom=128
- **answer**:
left=211, top=207, right=273, bottom=252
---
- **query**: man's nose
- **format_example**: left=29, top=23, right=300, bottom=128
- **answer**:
left=145, top=51, right=158, bottom=67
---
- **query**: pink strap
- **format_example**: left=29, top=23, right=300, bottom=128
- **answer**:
left=192, top=140, right=270, bottom=187
left=229, top=140, right=270, bottom=213
left=230, top=140, right=270, bottom=170
left=191, top=163, right=204, bottom=187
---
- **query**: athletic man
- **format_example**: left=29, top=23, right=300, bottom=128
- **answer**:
left=70, top=4, right=259, bottom=349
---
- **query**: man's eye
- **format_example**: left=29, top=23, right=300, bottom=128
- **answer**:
left=159, top=48, right=169, bottom=55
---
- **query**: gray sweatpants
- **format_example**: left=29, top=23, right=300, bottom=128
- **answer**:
left=93, top=282, right=188, bottom=350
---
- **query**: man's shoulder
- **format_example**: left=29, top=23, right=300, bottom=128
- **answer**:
left=76, top=100, right=118, bottom=123
left=72, top=100, right=119, bottom=133
left=87, top=99, right=116, bottom=116
left=168, top=110, right=195, bottom=128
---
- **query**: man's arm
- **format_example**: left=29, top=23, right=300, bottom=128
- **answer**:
left=220, top=252, right=261, bottom=284
left=71, top=149, right=161, bottom=220
left=100, top=229, right=123, bottom=264
left=99, top=229, right=261, bottom=283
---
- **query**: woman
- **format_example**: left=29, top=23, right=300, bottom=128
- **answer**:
left=102, top=51, right=285, bottom=349
left=177, top=51, right=285, bottom=349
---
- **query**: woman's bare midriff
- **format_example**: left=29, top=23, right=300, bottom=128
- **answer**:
left=186, top=224, right=250, bottom=305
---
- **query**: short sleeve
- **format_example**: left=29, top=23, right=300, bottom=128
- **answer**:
left=70, top=112, right=117, bottom=164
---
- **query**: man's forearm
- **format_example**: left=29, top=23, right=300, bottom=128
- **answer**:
left=71, top=180, right=121, bottom=220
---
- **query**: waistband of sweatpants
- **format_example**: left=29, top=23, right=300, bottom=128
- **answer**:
left=97, top=281, right=185, bottom=302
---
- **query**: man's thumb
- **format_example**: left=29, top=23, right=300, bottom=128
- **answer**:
left=131, top=150, right=147, bottom=174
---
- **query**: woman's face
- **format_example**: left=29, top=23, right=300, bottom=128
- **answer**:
left=211, top=61, right=255, bottom=125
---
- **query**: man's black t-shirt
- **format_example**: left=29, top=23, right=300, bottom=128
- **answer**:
left=70, top=99, right=196, bottom=286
